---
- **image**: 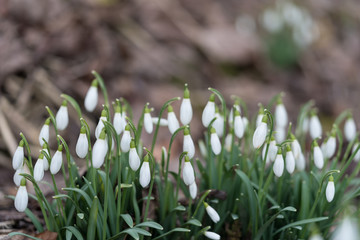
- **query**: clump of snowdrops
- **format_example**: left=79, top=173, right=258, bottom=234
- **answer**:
left=9, top=71, right=360, bottom=240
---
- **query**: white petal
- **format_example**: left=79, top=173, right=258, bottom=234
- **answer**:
left=15, top=186, right=28, bottom=212
left=302, top=117, right=309, bottom=133
left=211, top=133, right=221, bottom=155
left=275, top=126, right=286, bottom=143
left=76, top=133, right=88, bottom=158
left=168, top=112, right=180, bottom=134
left=344, top=118, right=356, bottom=142
left=314, top=146, right=324, bottom=169
left=325, top=137, right=336, bottom=158
left=42, top=149, right=50, bottom=171
left=113, top=112, right=123, bottom=135
left=352, top=143, right=360, bottom=162
left=152, top=117, right=168, bottom=126
left=263, top=142, right=277, bottom=163
left=273, top=154, right=284, bottom=177
left=309, top=234, right=323, bottom=240
left=199, top=140, right=207, bottom=157
left=332, top=217, right=359, bottom=240
left=39, top=124, right=49, bottom=146
left=213, top=113, right=224, bottom=137
left=55, top=106, right=69, bottom=131
left=92, top=139, right=108, bottom=168
left=183, top=135, right=195, bottom=159
left=129, top=148, right=140, bottom=171
left=180, top=98, right=193, bottom=125
left=286, top=151, right=295, bottom=174
left=242, top=117, right=249, bottom=130
left=256, top=114, right=264, bottom=127
left=50, top=150, right=63, bottom=175
left=139, top=162, right=151, bottom=188
left=183, top=162, right=195, bottom=186
left=291, top=139, right=301, bottom=159
left=204, top=231, right=221, bottom=240
left=326, top=181, right=335, bottom=202
left=189, top=182, right=197, bottom=199
left=310, top=115, right=322, bottom=139
left=253, top=122, right=267, bottom=149
left=13, top=166, right=24, bottom=186
left=84, top=86, right=98, bottom=112
left=224, top=133, right=233, bottom=151
left=234, top=115, right=244, bottom=139
left=120, top=113, right=127, bottom=132
left=275, top=103, right=288, bottom=128
left=296, top=152, right=306, bottom=171
left=34, top=158, right=44, bottom=182
left=95, top=116, right=107, bottom=139
left=121, top=131, right=131, bottom=152
left=144, top=113, right=153, bottom=134
left=12, top=146, right=24, bottom=170
left=206, top=205, right=220, bottom=223
left=202, top=101, right=215, bottom=127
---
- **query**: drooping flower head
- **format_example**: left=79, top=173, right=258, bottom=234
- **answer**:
left=189, top=181, right=197, bottom=199
left=12, top=140, right=24, bottom=170
left=273, top=147, right=284, bottom=177
left=14, top=178, right=28, bottom=212
left=253, top=115, right=268, bottom=149
left=234, top=109, right=244, bottom=139
left=344, top=113, right=356, bottom=142
left=262, top=135, right=277, bottom=163
left=50, top=144, right=63, bottom=175
left=121, top=124, right=131, bottom=152
left=113, top=103, right=123, bottom=135
left=39, top=118, right=50, bottom=147
left=290, top=133, right=301, bottom=159
left=326, top=175, right=335, bottom=202
left=204, top=231, right=221, bottom=240
left=213, top=106, right=224, bottom=137
left=324, top=127, right=337, bottom=159
left=13, top=164, right=25, bottom=186
left=285, top=144, right=295, bottom=174
left=84, top=79, right=98, bottom=112
left=76, top=125, right=88, bottom=158
left=202, top=94, right=215, bottom=127
left=180, top=84, right=193, bottom=125
left=204, top=202, right=220, bottom=223
left=144, top=104, right=153, bottom=134
left=34, top=153, right=45, bottom=182
left=139, top=154, right=151, bottom=188
left=310, top=110, right=322, bottom=140
left=92, top=129, right=108, bottom=168
left=313, top=140, right=324, bottom=169
left=210, top=127, right=221, bottom=155
left=167, top=105, right=180, bottom=135
left=55, top=100, right=69, bottom=131
left=275, top=95, right=288, bottom=128
left=129, top=139, right=140, bottom=171
left=182, top=155, right=195, bottom=186
left=183, top=127, right=195, bottom=159
left=95, top=109, right=107, bottom=139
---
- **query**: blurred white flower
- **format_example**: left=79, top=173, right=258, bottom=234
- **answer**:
left=313, top=142, right=324, bottom=169
left=34, top=154, right=45, bottom=182
left=262, top=9, right=284, bottom=33
left=275, top=100, right=288, bottom=128
left=152, top=117, right=168, bottom=127
left=144, top=106, right=153, bottom=134
left=210, top=128, right=221, bottom=155
left=286, top=146, right=295, bottom=174
left=84, top=80, right=98, bottom=112
left=344, top=116, right=356, bottom=142
left=204, top=202, right=220, bottom=223
left=189, top=181, right=197, bottom=199
left=202, top=94, right=216, bottom=127
left=325, top=135, right=336, bottom=159
left=253, top=116, right=268, bottom=149
left=326, top=175, right=335, bottom=202
left=182, top=156, right=195, bottom=186
left=332, top=217, right=359, bottom=240
left=204, top=231, right=221, bottom=240
left=180, top=84, right=193, bottom=125
left=14, top=179, right=28, bottom=212
left=352, top=143, right=360, bottom=162
left=92, top=130, right=108, bottom=168
left=275, top=126, right=286, bottom=143
left=76, top=127, right=88, bottom=158
left=310, top=114, right=322, bottom=139
left=167, top=105, right=180, bottom=135
left=121, top=125, right=131, bottom=152
left=213, top=112, right=224, bottom=137
left=95, top=110, right=107, bottom=139
left=55, top=101, right=69, bottom=131
left=13, top=165, right=24, bottom=186
left=183, top=128, right=195, bottom=159
left=234, top=110, right=244, bottom=139
left=273, top=149, right=284, bottom=177
left=140, top=156, right=151, bottom=188
left=296, top=152, right=306, bottom=171
left=50, top=145, right=63, bottom=175
left=113, top=106, right=123, bottom=135
left=39, top=118, right=50, bottom=147
left=129, top=140, right=140, bottom=171
left=12, top=140, right=24, bottom=170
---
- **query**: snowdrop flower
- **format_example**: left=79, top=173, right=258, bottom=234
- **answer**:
left=256, top=106, right=264, bottom=127
left=39, top=118, right=50, bottom=147
left=13, top=165, right=24, bottom=186
left=242, top=117, right=249, bottom=131
left=113, top=104, right=123, bottom=135
left=41, top=143, right=50, bottom=171
left=50, top=145, right=63, bottom=175
left=253, top=115, right=268, bottom=149
left=92, top=129, right=108, bottom=168
left=95, top=109, right=107, bottom=139
left=152, top=117, right=168, bottom=126
left=55, top=100, right=69, bottom=131
left=296, top=152, right=306, bottom=171
left=139, top=155, right=151, bottom=188
left=204, top=202, right=220, bottom=223
left=202, top=94, right=216, bottom=127
left=129, top=139, right=140, bottom=171
left=273, top=148, right=284, bottom=177
left=262, top=136, right=277, bottom=163
left=84, top=79, right=98, bottom=112
left=12, top=140, right=24, bottom=170
left=228, top=101, right=240, bottom=126
left=352, top=142, right=360, bottom=162
left=182, top=155, right=195, bottom=186
left=326, top=175, right=335, bottom=202
left=309, top=233, right=323, bottom=240
left=14, top=178, right=28, bottom=212
left=199, top=140, right=207, bottom=157
left=344, top=115, right=356, bottom=142
left=275, top=126, right=286, bottom=143
left=189, top=181, right=197, bottom=199
left=204, top=231, right=221, bottom=240
left=76, top=126, right=88, bottom=158
left=213, top=110, right=224, bottom=137
left=225, top=131, right=233, bottom=151
left=313, top=140, right=324, bottom=169
left=34, top=154, right=45, bottom=182
left=325, top=131, right=336, bottom=159
left=167, top=105, right=180, bottom=135
left=302, top=116, right=309, bottom=134
left=180, top=84, right=193, bottom=125
left=310, top=112, right=322, bottom=139
left=290, top=134, right=301, bottom=159
left=121, top=124, right=131, bottom=152
left=210, top=127, right=221, bottom=155
left=285, top=144, right=295, bottom=174
left=332, top=217, right=359, bottom=240
left=275, top=97, right=288, bottom=128
left=144, top=105, right=153, bottom=134
left=183, top=127, right=195, bottom=159
left=234, top=109, right=244, bottom=139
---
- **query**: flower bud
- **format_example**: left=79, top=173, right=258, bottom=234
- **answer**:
left=310, top=113, right=322, bottom=139
left=183, top=128, right=195, bottom=159
left=204, top=231, right=220, bottom=240
left=204, top=202, right=220, bottom=223
left=76, top=126, right=88, bottom=158
left=202, top=94, right=215, bottom=127
left=121, top=125, right=131, bottom=152
left=84, top=80, right=98, bottom=112
left=167, top=105, right=180, bottom=134
left=144, top=106, right=153, bottom=134
left=275, top=98, right=288, bottom=128
left=344, top=116, right=356, bottom=142
left=14, top=178, right=28, bottom=212
left=275, top=126, right=286, bottom=143
left=92, top=129, right=108, bottom=168
left=39, top=118, right=50, bottom=146
left=95, top=109, right=107, bottom=139
left=326, top=175, right=335, bottom=202
left=234, top=110, right=244, bottom=139
left=290, top=134, right=301, bottom=159
left=296, top=152, right=306, bottom=171
left=140, top=155, right=151, bottom=188
left=12, top=140, right=24, bottom=170
left=182, top=156, right=195, bottom=186
left=313, top=141, right=324, bottom=169
left=129, top=140, right=140, bottom=171
left=253, top=115, right=268, bottom=149
left=213, top=111, right=224, bottom=137
left=273, top=148, right=284, bottom=177
left=113, top=105, right=123, bottom=135
left=285, top=145, right=295, bottom=174
left=180, top=84, right=193, bottom=125
left=325, top=134, right=336, bottom=159
left=189, top=181, right=197, bottom=199
left=34, top=154, right=45, bottom=182
left=50, top=145, right=63, bottom=175
left=210, top=127, right=221, bottom=155
left=262, top=137, right=277, bottom=163
left=56, top=100, right=69, bottom=131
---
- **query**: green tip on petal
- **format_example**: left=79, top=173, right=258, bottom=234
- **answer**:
left=115, top=105, right=121, bottom=113
left=261, top=115, right=268, bottom=123
left=43, top=142, right=48, bottom=149
left=203, top=202, right=209, bottom=208
left=99, top=129, right=106, bottom=140
left=39, top=153, right=44, bottom=159
left=277, top=96, right=283, bottom=104
left=277, top=148, right=282, bottom=155
left=184, top=127, right=190, bottom=136
left=234, top=109, right=240, bottom=116
left=101, top=109, right=107, bottom=117
left=286, top=144, right=291, bottom=152
left=329, top=175, right=334, bottom=182
left=258, top=104, right=264, bottom=114
left=45, top=118, right=51, bottom=125
left=19, top=140, right=24, bottom=147
left=184, top=85, right=190, bottom=99
left=20, top=178, right=26, bottom=186
left=209, top=94, right=215, bottom=102
left=210, top=127, right=216, bottom=134
left=144, top=154, right=149, bottom=162
left=125, top=124, right=130, bottom=131
left=80, top=126, right=86, bottom=134
left=185, top=155, right=190, bottom=162
left=58, top=144, right=63, bottom=152
left=61, top=100, right=68, bottom=106
left=130, top=139, right=135, bottom=149
left=145, top=105, right=151, bottom=114
left=270, top=135, right=275, bottom=141
left=168, top=105, right=173, bottom=112
left=91, top=79, right=98, bottom=87
left=313, top=140, right=319, bottom=147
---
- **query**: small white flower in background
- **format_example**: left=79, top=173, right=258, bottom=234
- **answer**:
left=242, top=117, right=249, bottom=131
left=253, top=115, right=268, bottom=149
left=144, top=105, right=153, bottom=134
left=210, top=127, right=221, bottom=155
left=275, top=97, right=288, bottom=128
left=225, top=132, right=233, bottom=151
left=120, top=109, right=128, bottom=133
left=285, top=144, right=295, bottom=174
left=183, top=127, right=195, bottom=159
left=228, top=101, right=240, bottom=126
left=352, top=143, right=360, bottom=162
left=121, top=124, right=131, bottom=152
left=320, top=138, right=327, bottom=155
left=129, top=139, right=140, bottom=171
left=92, top=129, right=108, bottom=168
left=41, top=143, right=50, bottom=171
left=50, top=145, right=63, bottom=175
left=76, top=126, right=88, bottom=158
left=34, top=153, right=45, bottom=182
left=273, top=148, right=284, bottom=177
left=39, top=118, right=50, bottom=147
left=139, top=155, right=151, bottom=188
left=213, top=111, right=224, bottom=137
left=55, top=100, right=69, bottom=131
left=202, top=94, right=216, bottom=127
left=325, top=131, right=336, bottom=159
left=189, top=181, right=197, bottom=199
left=199, top=140, right=207, bottom=158
left=262, top=136, right=277, bottom=163
left=152, top=117, right=168, bottom=126
left=113, top=104, right=123, bottom=135
left=84, top=79, right=98, bottom=112
left=309, top=233, right=323, bottom=240
left=182, top=155, right=195, bottom=186
left=275, top=126, right=286, bottom=143
left=344, top=115, right=356, bottom=142
left=332, top=217, right=359, bottom=240
left=95, top=109, right=107, bottom=139
left=310, top=112, right=322, bottom=139
left=161, top=146, right=167, bottom=162
left=256, top=105, right=264, bottom=127
left=313, top=140, right=324, bottom=169
left=12, top=140, right=24, bottom=170
left=180, top=84, right=193, bottom=125
left=204, top=202, right=220, bottom=223
left=13, top=165, right=24, bottom=186
left=167, top=105, right=180, bottom=135
left=262, top=8, right=284, bottom=33
left=234, top=109, right=244, bottom=139
left=302, top=117, right=309, bottom=134
left=14, top=178, right=28, bottom=212
left=326, top=175, right=335, bottom=202
left=204, top=231, right=221, bottom=240
left=290, top=134, right=301, bottom=159
left=296, top=152, right=306, bottom=171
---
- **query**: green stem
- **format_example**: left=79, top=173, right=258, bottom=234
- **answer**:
left=92, top=70, right=109, bottom=109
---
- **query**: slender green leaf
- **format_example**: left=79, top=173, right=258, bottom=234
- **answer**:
left=63, top=226, right=84, bottom=240
left=184, top=219, right=202, bottom=227
left=61, top=94, right=82, bottom=119
left=8, top=232, right=42, bottom=240
left=121, top=214, right=134, bottom=228
left=87, top=196, right=99, bottom=240
left=273, top=217, right=328, bottom=236
left=152, top=228, right=190, bottom=240
left=135, top=221, right=163, bottom=230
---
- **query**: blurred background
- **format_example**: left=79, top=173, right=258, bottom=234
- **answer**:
left=1, top=0, right=360, bottom=235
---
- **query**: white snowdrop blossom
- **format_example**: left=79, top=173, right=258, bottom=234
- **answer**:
left=253, top=115, right=268, bottom=149
left=55, top=101, right=69, bottom=131
left=313, top=141, right=324, bottom=169
left=41, top=144, right=50, bottom=171
left=273, top=149, right=284, bottom=177
left=275, top=99, right=288, bottom=128
left=210, top=127, right=221, bottom=155
left=139, top=155, right=151, bottom=188
left=332, top=217, right=359, bottom=240
left=325, top=134, right=336, bottom=159
left=242, top=117, right=249, bottom=130
left=234, top=109, right=244, bottom=139
left=189, top=181, right=197, bottom=199
left=302, top=117, right=309, bottom=133
left=129, top=140, right=140, bottom=171
left=256, top=106, right=264, bottom=127
left=95, top=109, right=107, bottom=139
left=199, top=140, right=207, bottom=157
left=344, top=116, right=356, bottom=142
left=180, top=84, right=193, bottom=125
left=326, top=175, right=335, bottom=202
left=152, top=117, right=168, bottom=126
left=39, top=118, right=50, bottom=146
left=183, top=128, right=195, bottom=159
left=113, top=105, right=123, bottom=135
left=76, top=126, right=88, bottom=158
left=202, top=94, right=216, bottom=127
left=144, top=106, right=153, bottom=134
left=84, top=80, right=98, bottom=112
left=309, top=234, right=323, bottom=240
left=34, top=154, right=45, bottom=182
left=204, top=231, right=221, bottom=240
left=228, top=102, right=240, bottom=126
left=13, top=165, right=24, bottom=186
left=182, top=156, right=195, bottom=186
left=275, top=126, right=286, bottom=143
left=121, top=125, right=131, bottom=152
left=14, top=178, right=28, bottom=212
left=225, top=132, right=233, bottom=151
left=12, top=140, right=24, bottom=170
left=167, top=105, right=180, bottom=134
left=352, top=143, right=360, bottom=162
left=50, top=145, right=63, bottom=175
left=213, top=112, right=224, bottom=137
left=285, top=145, right=295, bottom=174
left=204, top=202, right=220, bottom=223
left=262, top=137, right=277, bottom=163
left=291, top=134, right=301, bottom=159
left=92, top=129, right=108, bottom=168
left=310, top=113, right=322, bottom=139
left=296, top=152, right=306, bottom=171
